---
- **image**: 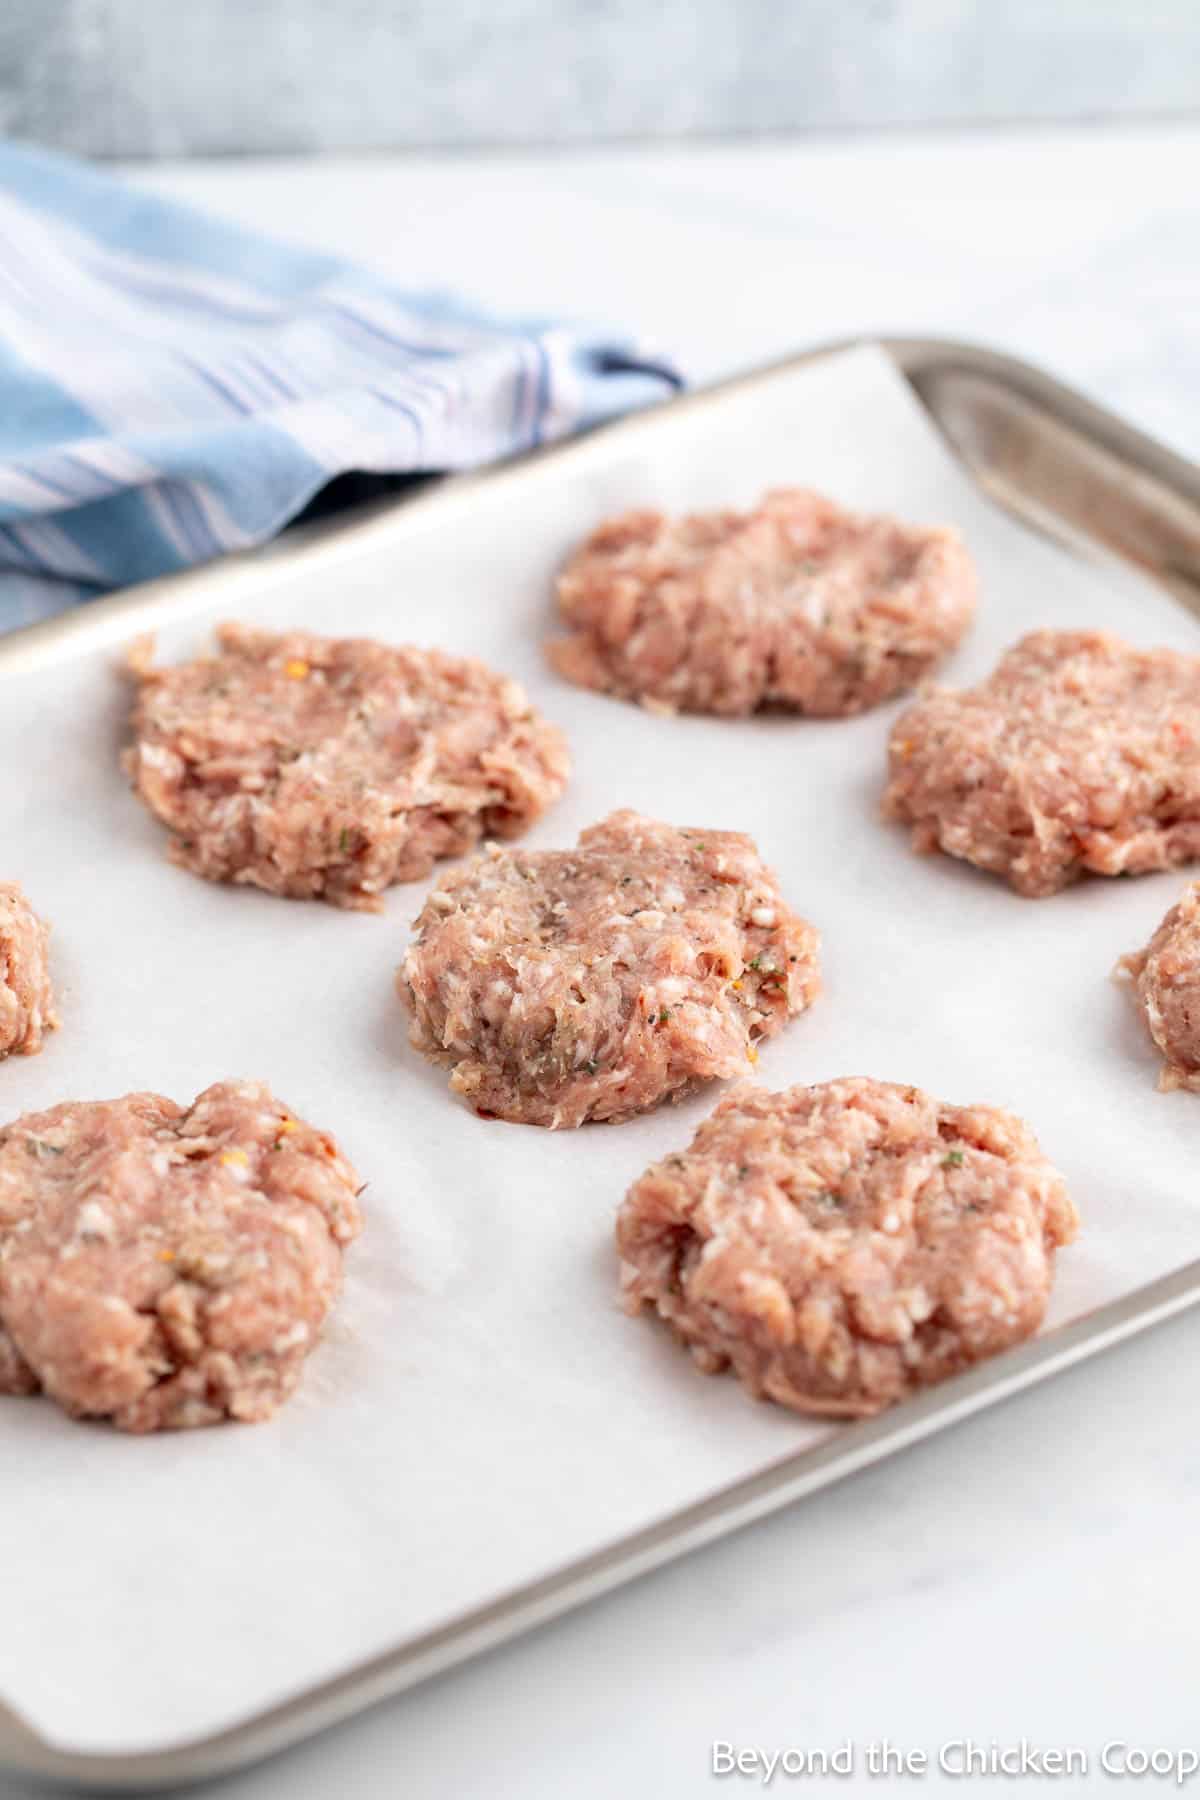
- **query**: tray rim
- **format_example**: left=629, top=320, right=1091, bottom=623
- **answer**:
left=4, top=332, right=1200, bottom=1790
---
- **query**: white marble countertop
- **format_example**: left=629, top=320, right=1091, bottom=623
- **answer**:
left=130, top=120, right=1200, bottom=462
left=6, top=122, right=1200, bottom=1799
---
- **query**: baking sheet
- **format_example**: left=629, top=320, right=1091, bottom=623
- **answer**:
left=2, top=343, right=1199, bottom=1757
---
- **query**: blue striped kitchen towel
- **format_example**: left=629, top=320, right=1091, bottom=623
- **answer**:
left=0, top=142, right=681, bottom=631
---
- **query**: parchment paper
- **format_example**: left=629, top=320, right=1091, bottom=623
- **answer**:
left=2, top=346, right=1197, bottom=1755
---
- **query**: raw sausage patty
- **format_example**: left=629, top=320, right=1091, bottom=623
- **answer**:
left=125, top=623, right=571, bottom=910
left=548, top=489, right=975, bottom=717
left=400, top=810, right=820, bottom=1127
left=617, top=1077, right=1077, bottom=1417
left=885, top=629, right=1200, bottom=896
left=1118, top=882, right=1200, bottom=1092
left=0, top=883, right=57, bottom=1060
left=0, top=1080, right=362, bottom=1431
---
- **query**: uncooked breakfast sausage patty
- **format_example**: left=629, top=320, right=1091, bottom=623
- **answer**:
left=400, top=810, right=820, bottom=1127
left=885, top=629, right=1200, bottom=896
left=1118, top=882, right=1200, bottom=1092
left=0, top=1081, right=362, bottom=1431
left=124, top=623, right=570, bottom=909
left=0, top=883, right=57, bottom=1060
left=547, top=489, right=976, bottom=717
left=617, top=1078, right=1077, bottom=1417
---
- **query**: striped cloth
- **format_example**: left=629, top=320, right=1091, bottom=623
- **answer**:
left=0, top=142, right=680, bottom=631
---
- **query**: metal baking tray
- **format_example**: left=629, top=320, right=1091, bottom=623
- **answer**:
left=2, top=335, right=1200, bottom=1792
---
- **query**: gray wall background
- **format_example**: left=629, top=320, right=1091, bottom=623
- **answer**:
left=2, top=0, right=1198, bottom=159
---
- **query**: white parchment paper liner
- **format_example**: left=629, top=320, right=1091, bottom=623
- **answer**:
left=1, top=347, right=1195, bottom=1754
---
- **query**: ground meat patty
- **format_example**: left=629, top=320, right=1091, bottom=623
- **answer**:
left=885, top=629, right=1200, bottom=897
left=547, top=488, right=975, bottom=717
left=617, top=1077, right=1077, bottom=1417
left=124, top=623, right=571, bottom=910
left=0, top=1080, right=362, bottom=1431
left=399, top=810, right=820, bottom=1128
left=0, top=883, right=57, bottom=1060
left=1117, top=882, right=1200, bottom=1092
